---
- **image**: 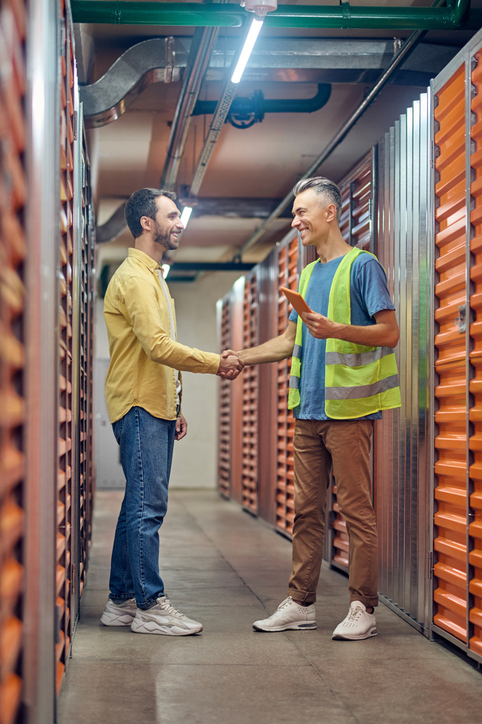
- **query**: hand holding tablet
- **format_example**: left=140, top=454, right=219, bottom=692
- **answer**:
left=280, top=286, right=312, bottom=318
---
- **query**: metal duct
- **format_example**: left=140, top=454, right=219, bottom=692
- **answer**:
left=80, top=38, right=460, bottom=128
left=72, top=1, right=480, bottom=30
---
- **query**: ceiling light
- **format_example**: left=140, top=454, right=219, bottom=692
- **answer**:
left=162, top=264, right=171, bottom=278
left=180, top=206, right=193, bottom=227
left=243, top=0, right=277, bottom=18
left=231, top=16, right=264, bottom=84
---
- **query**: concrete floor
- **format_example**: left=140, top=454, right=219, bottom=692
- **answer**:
left=58, top=490, right=482, bottom=724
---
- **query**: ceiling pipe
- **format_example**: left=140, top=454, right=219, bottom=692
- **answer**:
left=72, top=0, right=479, bottom=30
left=160, top=22, right=222, bottom=190
left=237, top=23, right=430, bottom=256
left=192, top=83, right=332, bottom=121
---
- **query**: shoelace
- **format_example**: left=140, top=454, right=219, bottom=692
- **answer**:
left=344, top=605, right=365, bottom=625
left=159, top=598, right=185, bottom=618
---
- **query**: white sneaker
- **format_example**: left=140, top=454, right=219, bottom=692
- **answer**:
left=332, top=601, right=377, bottom=640
left=131, top=595, right=203, bottom=636
left=100, top=598, right=137, bottom=626
left=253, top=596, right=316, bottom=632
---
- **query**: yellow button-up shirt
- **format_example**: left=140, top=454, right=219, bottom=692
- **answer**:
left=104, top=248, right=220, bottom=423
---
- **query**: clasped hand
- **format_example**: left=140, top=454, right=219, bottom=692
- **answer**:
left=217, top=350, right=244, bottom=380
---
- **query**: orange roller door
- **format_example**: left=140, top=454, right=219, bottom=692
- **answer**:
left=241, top=272, right=259, bottom=514
left=217, top=298, right=232, bottom=498
left=433, top=63, right=469, bottom=644
left=469, top=49, right=482, bottom=657
left=275, top=236, right=299, bottom=536
left=0, top=1, right=27, bottom=721
left=329, top=152, right=374, bottom=572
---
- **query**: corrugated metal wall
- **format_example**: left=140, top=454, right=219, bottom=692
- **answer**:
left=241, top=270, right=259, bottom=514
left=0, top=1, right=97, bottom=720
left=0, top=1, right=27, bottom=722
left=274, top=236, right=299, bottom=536
left=217, top=297, right=233, bottom=499
left=328, top=152, right=375, bottom=573
left=374, top=92, right=432, bottom=633
left=469, top=42, right=482, bottom=660
left=57, top=1, right=75, bottom=687
left=431, top=29, right=482, bottom=664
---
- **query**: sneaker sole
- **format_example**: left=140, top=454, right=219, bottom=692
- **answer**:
left=131, top=621, right=203, bottom=636
left=100, top=613, right=135, bottom=626
left=332, top=627, right=377, bottom=640
left=252, top=622, right=317, bottom=632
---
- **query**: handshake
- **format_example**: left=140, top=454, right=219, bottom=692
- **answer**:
left=217, top=349, right=244, bottom=381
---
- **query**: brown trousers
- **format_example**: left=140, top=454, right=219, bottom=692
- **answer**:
left=288, top=418, right=378, bottom=608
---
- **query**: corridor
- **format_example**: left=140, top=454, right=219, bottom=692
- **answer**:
left=57, top=490, right=481, bottom=724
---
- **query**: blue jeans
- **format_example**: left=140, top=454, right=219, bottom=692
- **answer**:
left=109, top=406, right=176, bottom=609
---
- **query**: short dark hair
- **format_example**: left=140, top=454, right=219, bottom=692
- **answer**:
left=293, top=177, right=342, bottom=223
left=124, top=188, right=177, bottom=239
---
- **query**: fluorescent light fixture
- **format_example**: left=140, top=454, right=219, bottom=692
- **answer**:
left=162, top=264, right=171, bottom=278
left=231, top=17, right=264, bottom=84
left=180, top=206, right=193, bottom=227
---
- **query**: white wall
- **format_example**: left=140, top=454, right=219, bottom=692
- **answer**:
left=94, top=270, right=242, bottom=489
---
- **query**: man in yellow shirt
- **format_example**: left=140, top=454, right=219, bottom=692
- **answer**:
left=100, top=188, right=242, bottom=636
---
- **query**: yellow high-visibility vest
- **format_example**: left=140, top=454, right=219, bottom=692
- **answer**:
left=288, top=247, right=401, bottom=419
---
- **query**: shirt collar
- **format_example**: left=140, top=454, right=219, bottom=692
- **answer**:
left=128, top=247, right=162, bottom=272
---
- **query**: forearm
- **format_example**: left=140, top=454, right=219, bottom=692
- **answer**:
left=330, top=321, right=398, bottom=348
left=149, top=335, right=220, bottom=373
left=237, top=332, right=294, bottom=365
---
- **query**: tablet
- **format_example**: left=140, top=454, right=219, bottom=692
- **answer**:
left=280, top=286, right=312, bottom=317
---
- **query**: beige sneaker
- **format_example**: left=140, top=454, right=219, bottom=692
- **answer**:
left=131, top=596, right=203, bottom=636
left=100, top=598, right=137, bottom=627
left=332, top=601, right=377, bottom=640
left=253, top=596, right=316, bottom=632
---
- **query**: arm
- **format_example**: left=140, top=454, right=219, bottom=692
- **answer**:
left=224, top=320, right=297, bottom=365
left=121, top=275, right=221, bottom=374
left=302, top=309, right=399, bottom=348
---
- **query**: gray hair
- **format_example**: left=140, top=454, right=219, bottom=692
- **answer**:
left=293, top=177, right=342, bottom=223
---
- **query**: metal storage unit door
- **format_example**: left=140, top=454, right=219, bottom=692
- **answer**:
left=217, top=295, right=233, bottom=498
left=241, top=270, right=259, bottom=514
left=373, top=93, right=432, bottom=632
left=433, top=57, right=470, bottom=649
left=469, top=44, right=482, bottom=658
left=327, top=154, right=374, bottom=572
left=275, top=234, right=299, bottom=536
left=0, top=0, right=27, bottom=720
left=432, top=29, right=482, bottom=663
left=78, top=128, right=95, bottom=599
left=217, top=281, right=244, bottom=503
left=56, top=1, right=78, bottom=692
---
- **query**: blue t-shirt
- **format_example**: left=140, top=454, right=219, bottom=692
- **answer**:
left=288, top=252, right=396, bottom=421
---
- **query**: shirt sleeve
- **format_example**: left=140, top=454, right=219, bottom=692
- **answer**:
left=353, top=255, right=395, bottom=318
left=118, top=274, right=220, bottom=374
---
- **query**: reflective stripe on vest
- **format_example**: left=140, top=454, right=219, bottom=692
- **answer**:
left=288, top=247, right=401, bottom=418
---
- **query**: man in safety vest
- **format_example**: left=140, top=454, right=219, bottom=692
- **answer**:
left=224, top=177, right=400, bottom=640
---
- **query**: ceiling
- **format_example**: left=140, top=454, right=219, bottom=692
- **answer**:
left=73, top=0, right=482, bottom=283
